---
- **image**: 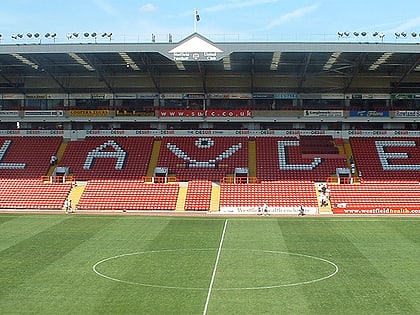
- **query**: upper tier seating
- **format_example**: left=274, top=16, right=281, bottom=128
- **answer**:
left=77, top=180, right=180, bottom=211
left=60, top=137, right=154, bottom=180
left=184, top=180, right=213, bottom=211
left=0, top=179, right=72, bottom=210
left=157, top=136, right=248, bottom=181
left=0, top=136, right=62, bottom=179
left=256, top=137, right=347, bottom=181
left=219, top=180, right=318, bottom=208
left=350, top=137, right=420, bottom=181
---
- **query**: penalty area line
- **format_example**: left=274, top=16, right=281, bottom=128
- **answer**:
left=203, top=219, right=228, bottom=315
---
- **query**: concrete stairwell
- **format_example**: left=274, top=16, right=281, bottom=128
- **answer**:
left=66, top=182, right=86, bottom=211
left=175, top=182, right=188, bottom=211
left=146, top=139, right=162, bottom=177
left=247, top=138, right=257, bottom=178
left=47, top=141, right=68, bottom=176
left=209, top=183, right=221, bottom=212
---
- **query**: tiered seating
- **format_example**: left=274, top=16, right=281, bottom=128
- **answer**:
left=256, top=137, right=347, bottom=181
left=300, top=135, right=339, bottom=154
left=184, top=180, right=212, bottom=211
left=77, top=180, right=179, bottom=211
left=329, top=181, right=420, bottom=213
left=60, top=137, right=154, bottom=180
left=350, top=137, right=420, bottom=181
left=157, top=136, right=248, bottom=181
left=219, top=180, right=318, bottom=208
left=0, top=179, right=72, bottom=210
left=0, top=136, right=62, bottom=178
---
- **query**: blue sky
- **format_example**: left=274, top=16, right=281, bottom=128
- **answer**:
left=1, top=0, right=420, bottom=43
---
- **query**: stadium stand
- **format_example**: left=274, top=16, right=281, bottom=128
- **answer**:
left=59, top=137, right=154, bottom=180
left=0, top=137, right=62, bottom=178
left=184, top=180, right=213, bottom=211
left=256, top=137, right=347, bottom=181
left=350, top=137, right=420, bottom=181
left=76, top=180, right=179, bottom=211
left=0, top=179, right=72, bottom=210
left=157, top=136, right=249, bottom=181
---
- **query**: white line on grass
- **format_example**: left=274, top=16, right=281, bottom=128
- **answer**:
left=203, top=219, right=228, bottom=315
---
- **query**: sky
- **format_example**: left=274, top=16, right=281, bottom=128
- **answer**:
left=1, top=0, right=420, bottom=44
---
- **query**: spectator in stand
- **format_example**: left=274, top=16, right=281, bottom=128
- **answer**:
left=50, top=155, right=58, bottom=165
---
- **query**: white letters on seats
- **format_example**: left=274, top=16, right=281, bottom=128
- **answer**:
left=83, top=140, right=127, bottom=170
left=375, top=140, right=420, bottom=171
left=277, top=140, right=322, bottom=170
left=0, top=140, right=26, bottom=169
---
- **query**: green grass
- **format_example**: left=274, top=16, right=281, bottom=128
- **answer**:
left=1, top=214, right=420, bottom=314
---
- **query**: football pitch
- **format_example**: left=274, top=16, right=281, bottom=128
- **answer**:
left=1, top=214, right=419, bottom=314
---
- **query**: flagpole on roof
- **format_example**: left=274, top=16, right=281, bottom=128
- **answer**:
left=194, top=9, right=200, bottom=33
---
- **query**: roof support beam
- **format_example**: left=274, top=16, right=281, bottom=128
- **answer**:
left=298, top=53, right=311, bottom=90
left=196, top=61, right=207, bottom=93
left=139, top=54, right=160, bottom=93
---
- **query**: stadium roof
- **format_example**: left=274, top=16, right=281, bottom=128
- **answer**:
left=1, top=33, right=420, bottom=95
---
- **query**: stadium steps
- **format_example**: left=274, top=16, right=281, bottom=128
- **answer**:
left=248, top=138, right=257, bottom=177
left=47, top=141, right=68, bottom=176
left=67, top=182, right=86, bottom=211
left=209, top=183, right=221, bottom=212
left=175, top=183, right=188, bottom=211
left=315, top=182, right=332, bottom=214
left=146, top=139, right=162, bottom=177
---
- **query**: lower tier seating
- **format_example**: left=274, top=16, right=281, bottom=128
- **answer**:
left=77, top=180, right=180, bottom=211
left=0, top=179, right=72, bottom=210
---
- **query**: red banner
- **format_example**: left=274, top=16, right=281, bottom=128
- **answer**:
left=158, top=109, right=252, bottom=118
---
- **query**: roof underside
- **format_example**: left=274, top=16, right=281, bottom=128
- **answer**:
left=1, top=40, right=420, bottom=95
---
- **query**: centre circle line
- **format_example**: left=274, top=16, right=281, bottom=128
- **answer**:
left=92, top=248, right=339, bottom=290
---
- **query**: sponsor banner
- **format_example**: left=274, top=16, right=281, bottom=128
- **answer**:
left=69, top=110, right=110, bottom=117
left=391, top=94, right=420, bottom=100
left=220, top=206, right=317, bottom=215
left=349, top=110, right=389, bottom=117
left=158, top=109, right=252, bottom=118
left=24, top=111, right=63, bottom=117
left=86, top=130, right=126, bottom=135
left=116, top=110, right=154, bottom=117
left=394, top=111, right=420, bottom=118
left=334, top=208, right=420, bottom=215
left=304, top=110, right=343, bottom=117
left=0, top=130, right=64, bottom=136
left=0, top=111, right=19, bottom=117
left=252, top=93, right=298, bottom=99
left=2, top=94, right=24, bottom=99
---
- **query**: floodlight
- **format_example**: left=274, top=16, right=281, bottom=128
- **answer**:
left=91, top=32, right=97, bottom=37
left=344, top=32, right=349, bottom=36
left=412, top=32, right=417, bottom=38
left=27, top=33, right=32, bottom=38
left=337, top=32, right=343, bottom=37
left=353, top=32, right=359, bottom=36
left=17, top=34, right=23, bottom=38
left=73, top=33, right=79, bottom=37
left=67, top=33, right=72, bottom=39
left=395, top=32, right=400, bottom=38
left=379, top=32, right=385, bottom=38
left=401, top=32, right=407, bottom=37
left=84, top=32, right=89, bottom=37
left=51, top=33, right=56, bottom=38
left=372, top=32, right=378, bottom=37
left=45, top=33, right=50, bottom=38
left=34, top=33, right=40, bottom=38
left=361, top=32, right=367, bottom=36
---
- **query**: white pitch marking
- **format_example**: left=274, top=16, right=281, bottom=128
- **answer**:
left=203, top=219, right=228, bottom=315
